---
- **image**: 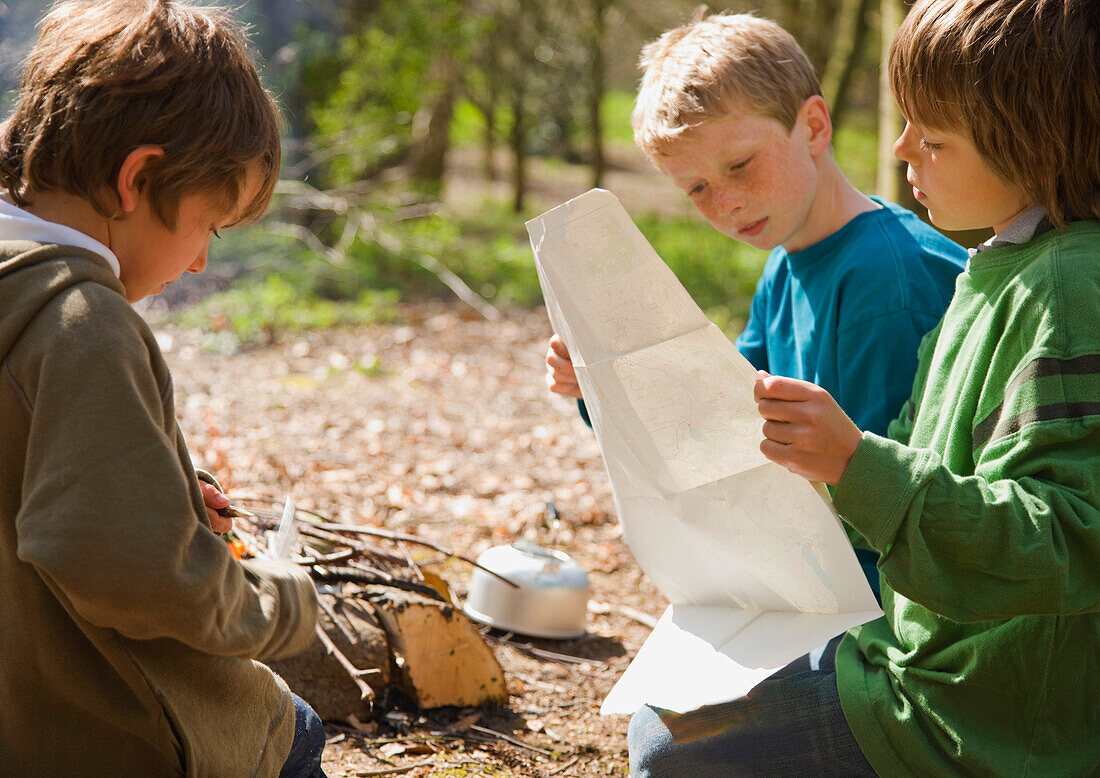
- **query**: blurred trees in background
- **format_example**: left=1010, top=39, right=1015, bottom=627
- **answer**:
left=0, top=0, right=908, bottom=212
left=268, top=0, right=900, bottom=209
left=4, top=0, right=966, bottom=331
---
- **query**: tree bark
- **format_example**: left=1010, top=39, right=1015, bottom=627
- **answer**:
left=588, top=0, right=609, bottom=189
left=409, top=57, right=461, bottom=194
left=821, top=0, right=873, bottom=131
left=876, top=0, right=903, bottom=202
left=511, top=81, right=527, bottom=213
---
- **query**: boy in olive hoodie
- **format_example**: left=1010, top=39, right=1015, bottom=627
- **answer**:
left=0, top=1, right=323, bottom=775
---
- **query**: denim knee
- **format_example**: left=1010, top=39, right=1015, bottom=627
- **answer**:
left=279, top=693, right=327, bottom=778
left=628, top=705, right=679, bottom=778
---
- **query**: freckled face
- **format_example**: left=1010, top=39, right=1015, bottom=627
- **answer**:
left=657, top=106, right=821, bottom=253
left=892, top=121, right=1030, bottom=234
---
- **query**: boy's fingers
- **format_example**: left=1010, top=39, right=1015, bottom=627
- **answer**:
left=549, top=334, right=571, bottom=360
left=199, top=482, right=230, bottom=508
left=761, top=419, right=798, bottom=445
left=756, top=397, right=802, bottom=422
left=754, top=374, right=818, bottom=402
left=206, top=508, right=233, bottom=535
left=546, top=352, right=574, bottom=372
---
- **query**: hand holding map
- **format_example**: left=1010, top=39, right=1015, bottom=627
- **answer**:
left=526, top=189, right=882, bottom=715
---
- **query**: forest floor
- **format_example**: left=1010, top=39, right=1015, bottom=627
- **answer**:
left=161, top=299, right=667, bottom=777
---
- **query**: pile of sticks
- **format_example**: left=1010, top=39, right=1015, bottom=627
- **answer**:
left=229, top=499, right=511, bottom=718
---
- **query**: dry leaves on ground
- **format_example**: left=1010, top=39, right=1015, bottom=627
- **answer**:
left=157, top=300, right=668, bottom=777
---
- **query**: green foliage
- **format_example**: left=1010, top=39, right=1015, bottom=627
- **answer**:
left=635, top=214, right=767, bottom=334
left=174, top=274, right=398, bottom=346
left=833, top=115, right=880, bottom=195
left=601, top=90, right=638, bottom=144
left=301, top=0, right=481, bottom=186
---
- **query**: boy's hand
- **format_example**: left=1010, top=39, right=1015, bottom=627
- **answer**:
left=754, top=372, right=863, bottom=486
left=199, top=482, right=233, bottom=534
left=546, top=334, right=583, bottom=399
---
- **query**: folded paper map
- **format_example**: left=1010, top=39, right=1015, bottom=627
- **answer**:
left=525, top=189, right=883, bottom=715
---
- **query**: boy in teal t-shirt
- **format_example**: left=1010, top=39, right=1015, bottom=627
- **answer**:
left=629, top=0, right=1100, bottom=775
left=544, top=13, right=966, bottom=600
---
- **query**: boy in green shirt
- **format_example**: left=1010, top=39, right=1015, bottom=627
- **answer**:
left=0, top=1, right=324, bottom=775
left=630, top=0, right=1100, bottom=774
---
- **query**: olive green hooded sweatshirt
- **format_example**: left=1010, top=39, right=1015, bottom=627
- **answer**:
left=0, top=224, right=318, bottom=776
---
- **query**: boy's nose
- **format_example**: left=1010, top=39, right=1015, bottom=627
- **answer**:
left=893, top=123, right=918, bottom=163
left=712, top=184, right=744, bottom=214
left=189, top=243, right=209, bottom=274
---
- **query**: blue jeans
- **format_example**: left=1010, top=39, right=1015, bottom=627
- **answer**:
left=628, top=635, right=876, bottom=777
left=279, top=693, right=327, bottom=778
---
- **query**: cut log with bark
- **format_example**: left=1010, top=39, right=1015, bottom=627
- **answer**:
left=233, top=502, right=510, bottom=718
left=373, top=588, right=509, bottom=709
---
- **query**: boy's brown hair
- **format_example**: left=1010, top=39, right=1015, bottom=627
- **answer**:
left=632, top=13, right=822, bottom=157
left=0, top=0, right=280, bottom=229
left=890, top=0, right=1100, bottom=228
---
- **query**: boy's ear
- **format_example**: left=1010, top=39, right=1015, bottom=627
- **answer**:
left=798, top=95, right=833, bottom=157
left=115, top=146, right=165, bottom=214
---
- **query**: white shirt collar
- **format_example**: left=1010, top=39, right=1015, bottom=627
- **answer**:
left=0, top=197, right=121, bottom=277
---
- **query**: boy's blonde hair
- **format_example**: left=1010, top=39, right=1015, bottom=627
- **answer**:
left=890, top=0, right=1100, bottom=228
left=0, top=0, right=280, bottom=230
left=632, top=13, right=822, bottom=157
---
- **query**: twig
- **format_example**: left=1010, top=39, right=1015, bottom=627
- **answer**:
left=314, top=624, right=378, bottom=702
left=397, top=540, right=424, bottom=582
left=354, top=760, right=433, bottom=777
left=311, top=566, right=448, bottom=602
left=317, top=596, right=359, bottom=646
left=485, top=633, right=607, bottom=667
left=616, top=604, right=659, bottom=629
left=297, top=548, right=355, bottom=566
left=346, top=559, right=396, bottom=582
left=468, top=724, right=553, bottom=756
left=549, top=756, right=581, bottom=775
left=296, top=524, right=407, bottom=566
left=311, top=521, right=520, bottom=589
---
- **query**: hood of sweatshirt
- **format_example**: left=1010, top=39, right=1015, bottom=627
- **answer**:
left=0, top=198, right=125, bottom=364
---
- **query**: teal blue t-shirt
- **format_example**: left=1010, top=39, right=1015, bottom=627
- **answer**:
left=735, top=197, right=967, bottom=437
left=735, top=198, right=966, bottom=598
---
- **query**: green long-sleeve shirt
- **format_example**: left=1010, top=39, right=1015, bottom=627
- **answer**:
left=833, top=223, right=1100, bottom=776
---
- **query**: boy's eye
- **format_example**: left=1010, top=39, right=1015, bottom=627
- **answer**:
left=730, top=157, right=752, bottom=172
left=918, top=139, right=943, bottom=151
left=689, top=182, right=706, bottom=196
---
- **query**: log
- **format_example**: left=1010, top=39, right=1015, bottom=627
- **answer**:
left=372, top=589, right=509, bottom=709
left=267, top=590, right=391, bottom=721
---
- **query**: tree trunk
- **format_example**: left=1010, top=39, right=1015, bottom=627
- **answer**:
left=409, top=57, right=461, bottom=195
left=821, top=0, right=873, bottom=131
left=588, top=0, right=608, bottom=189
left=511, top=81, right=527, bottom=213
left=876, top=0, right=903, bottom=202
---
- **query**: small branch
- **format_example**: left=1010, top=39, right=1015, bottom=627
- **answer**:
left=549, top=756, right=581, bottom=775
left=485, top=633, right=607, bottom=668
left=314, top=624, right=377, bottom=702
left=467, top=724, right=553, bottom=756
left=616, top=604, right=658, bottom=629
left=318, top=595, right=359, bottom=646
left=311, top=567, right=448, bottom=602
left=397, top=540, right=424, bottom=582
left=354, top=760, right=434, bottom=777
left=311, top=521, right=520, bottom=589
left=297, top=548, right=355, bottom=566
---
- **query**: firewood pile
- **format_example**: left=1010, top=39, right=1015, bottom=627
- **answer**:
left=225, top=499, right=511, bottom=720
